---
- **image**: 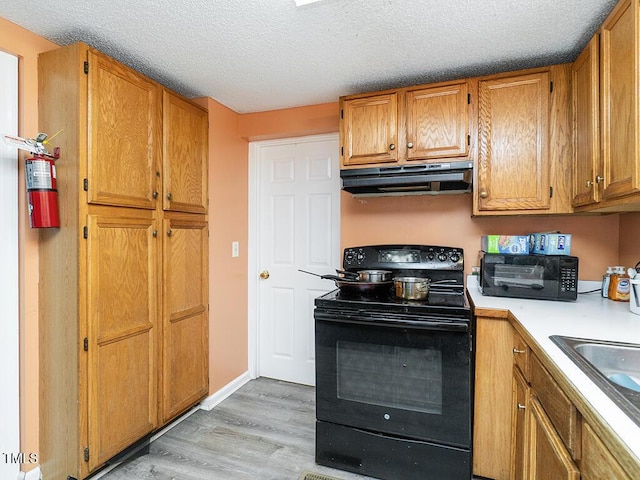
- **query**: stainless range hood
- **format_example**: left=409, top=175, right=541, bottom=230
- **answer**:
left=340, top=161, right=473, bottom=197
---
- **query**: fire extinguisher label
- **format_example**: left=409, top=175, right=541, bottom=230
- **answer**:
left=26, top=159, right=53, bottom=189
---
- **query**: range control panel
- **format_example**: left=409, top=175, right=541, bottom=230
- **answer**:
left=343, top=245, right=464, bottom=271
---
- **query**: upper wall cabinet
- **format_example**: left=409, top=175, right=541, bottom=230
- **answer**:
left=340, top=80, right=473, bottom=168
left=574, top=0, right=640, bottom=212
left=572, top=36, right=601, bottom=207
left=162, top=91, right=209, bottom=214
left=87, top=50, right=160, bottom=209
left=474, top=65, right=573, bottom=215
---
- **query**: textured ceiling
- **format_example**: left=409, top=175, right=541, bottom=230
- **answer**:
left=0, top=0, right=618, bottom=113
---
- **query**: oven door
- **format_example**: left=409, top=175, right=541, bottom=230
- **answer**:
left=315, top=308, right=472, bottom=448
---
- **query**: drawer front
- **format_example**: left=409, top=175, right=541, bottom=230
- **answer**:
left=530, top=354, right=580, bottom=458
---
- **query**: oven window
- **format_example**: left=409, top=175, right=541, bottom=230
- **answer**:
left=336, top=341, right=443, bottom=414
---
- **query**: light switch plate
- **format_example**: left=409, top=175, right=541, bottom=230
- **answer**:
left=232, top=241, right=239, bottom=258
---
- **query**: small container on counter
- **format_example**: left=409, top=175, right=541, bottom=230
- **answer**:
left=608, top=266, right=630, bottom=302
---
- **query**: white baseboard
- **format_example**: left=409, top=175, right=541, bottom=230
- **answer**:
left=199, top=371, right=252, bottom=411
left=19, top=466, right=40, bottom=480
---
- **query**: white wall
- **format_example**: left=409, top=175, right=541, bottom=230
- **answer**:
left=0, top=50, right=20, bottom=479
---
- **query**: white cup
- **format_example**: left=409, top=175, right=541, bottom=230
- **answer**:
left=631, top=278, right=640, bottom=316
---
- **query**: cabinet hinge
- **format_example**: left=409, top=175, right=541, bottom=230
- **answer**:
left=83, top=178, right=88, bottom=191
left=550, top=81, right=554, bottom=93
left=340, top=109, right=343, bottom=119
left=550, top=186, right=553, bottom=198
left=84, top=61, right=89, bottom=75
left=467, top=134, right=470, bottom=146
left=83, top=338, right=88, bottom=351
left=467, top=93, right=471, bottom=104
left=341, top=146, right=344, bottom=156
left=83, top=446, right=89, bottom=462
left=83, top=226, right=88, bottom=239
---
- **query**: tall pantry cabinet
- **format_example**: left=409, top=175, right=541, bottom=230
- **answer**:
left=38, top=42, right=209, bottom=480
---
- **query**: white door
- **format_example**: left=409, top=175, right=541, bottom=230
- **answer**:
left=250, top=133, right=340, bottom=386
left=0, top=50, right=20, bottom=480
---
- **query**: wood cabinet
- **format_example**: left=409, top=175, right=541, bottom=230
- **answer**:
left=581, top=421, right=632, bottom=480
left=573, top=0, right=640, bottom=212
left=162, top=91, right=208, bottom=213
left=572, top=35, right=601, bottom=207
left=472, top=308, right=638, bottom=480
left=473, top=314, right=514, bottom=480
left=340, top=80, right=472, bottom=168
left=511, top=366, right=529, bottom=480
left=161, top=213, right=209, bottom=423
left=474, top=65, right=573, bottom=215
left=528, top=397, right=580, bottom=480
left=38, top=42, right=208, bottom=480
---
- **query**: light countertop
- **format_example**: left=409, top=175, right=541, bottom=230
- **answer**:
left=466, top=275, right=640, bottom=464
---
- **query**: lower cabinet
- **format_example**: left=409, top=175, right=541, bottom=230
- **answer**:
left=527, top=397, right=579, bottom=480
left=161, top=213, right=209, bottom=423
left=581, top=422, right=632, bottom=480
left=473, top=314, right=638, bottom=480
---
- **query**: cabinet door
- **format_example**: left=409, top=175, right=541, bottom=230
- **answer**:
left=600, top=0, right=640, bottom=200
left=511, top=366, right=529, bottom=480
left=477, top=72, right=550, bottom=211
left=581, top=422, right=632, bottom=480
left=163, top=91, right=208, bottom=214
left=527, top=397, right=579, bottom=480
left=341, top=93, right=398, bottom=166
left=406, top=82, right=469, bottom=161
left=161, top=214, right=209, bottom=423
left=87, top=50, right=160, bottom=209
left=572, top=36, right=601, bottom=207
left=473, top=317, right=514, bottom=480
left=86, top=209, right=158, bottom=471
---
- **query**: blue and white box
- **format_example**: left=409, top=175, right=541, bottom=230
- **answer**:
left=530, top=233, right=572, bottom=255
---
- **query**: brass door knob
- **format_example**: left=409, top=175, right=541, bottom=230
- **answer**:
left=259, top=270, right=270, bottom=280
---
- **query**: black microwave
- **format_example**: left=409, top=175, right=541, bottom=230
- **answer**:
left=480, top=253, right=579, bottom=301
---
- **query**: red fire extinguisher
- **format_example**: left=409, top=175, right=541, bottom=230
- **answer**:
left=2, top=132, right=61, bottom=228
left=25, top=151, right=60, bottom=228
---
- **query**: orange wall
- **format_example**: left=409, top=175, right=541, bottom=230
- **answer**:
left=341, top=193, right=620, bottom=280
left=193, top=97, right=250, bottom=392
left=0, top=17, right=57, bottom=468
left=620, top=212, right=640, bottom=269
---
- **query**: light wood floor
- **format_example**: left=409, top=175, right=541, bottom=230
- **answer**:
left=98, top=377, right=377, bottom=480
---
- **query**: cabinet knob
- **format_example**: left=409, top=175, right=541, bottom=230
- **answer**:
left=585, top=180, right=593, bottom=188
left=167, top=192, right=173, bottom=201
left=513, top=348, right=526, bottom=354
left=517, top=403, right=526, bottom=410
left=407, top=142, right=413, bottom=149
left=152, top=230, right=158, bottom=238
left=595, top=175, right=605, bottom=184
left=479, top=191, right=488, bottom=199
left=389, top=144, right=396, bottom=151
left=167, top=229, right=173, bottom=237
left=153, top=191, right=158, bottom=199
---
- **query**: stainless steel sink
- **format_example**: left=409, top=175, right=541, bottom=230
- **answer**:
left=550, top=336, right=640, bottom=427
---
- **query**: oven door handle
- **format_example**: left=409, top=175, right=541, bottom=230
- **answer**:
left=315, top=310, right=469, bottom=332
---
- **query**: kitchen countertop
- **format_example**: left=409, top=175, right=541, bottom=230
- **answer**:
left=466, top=275, right=640, bottom=467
